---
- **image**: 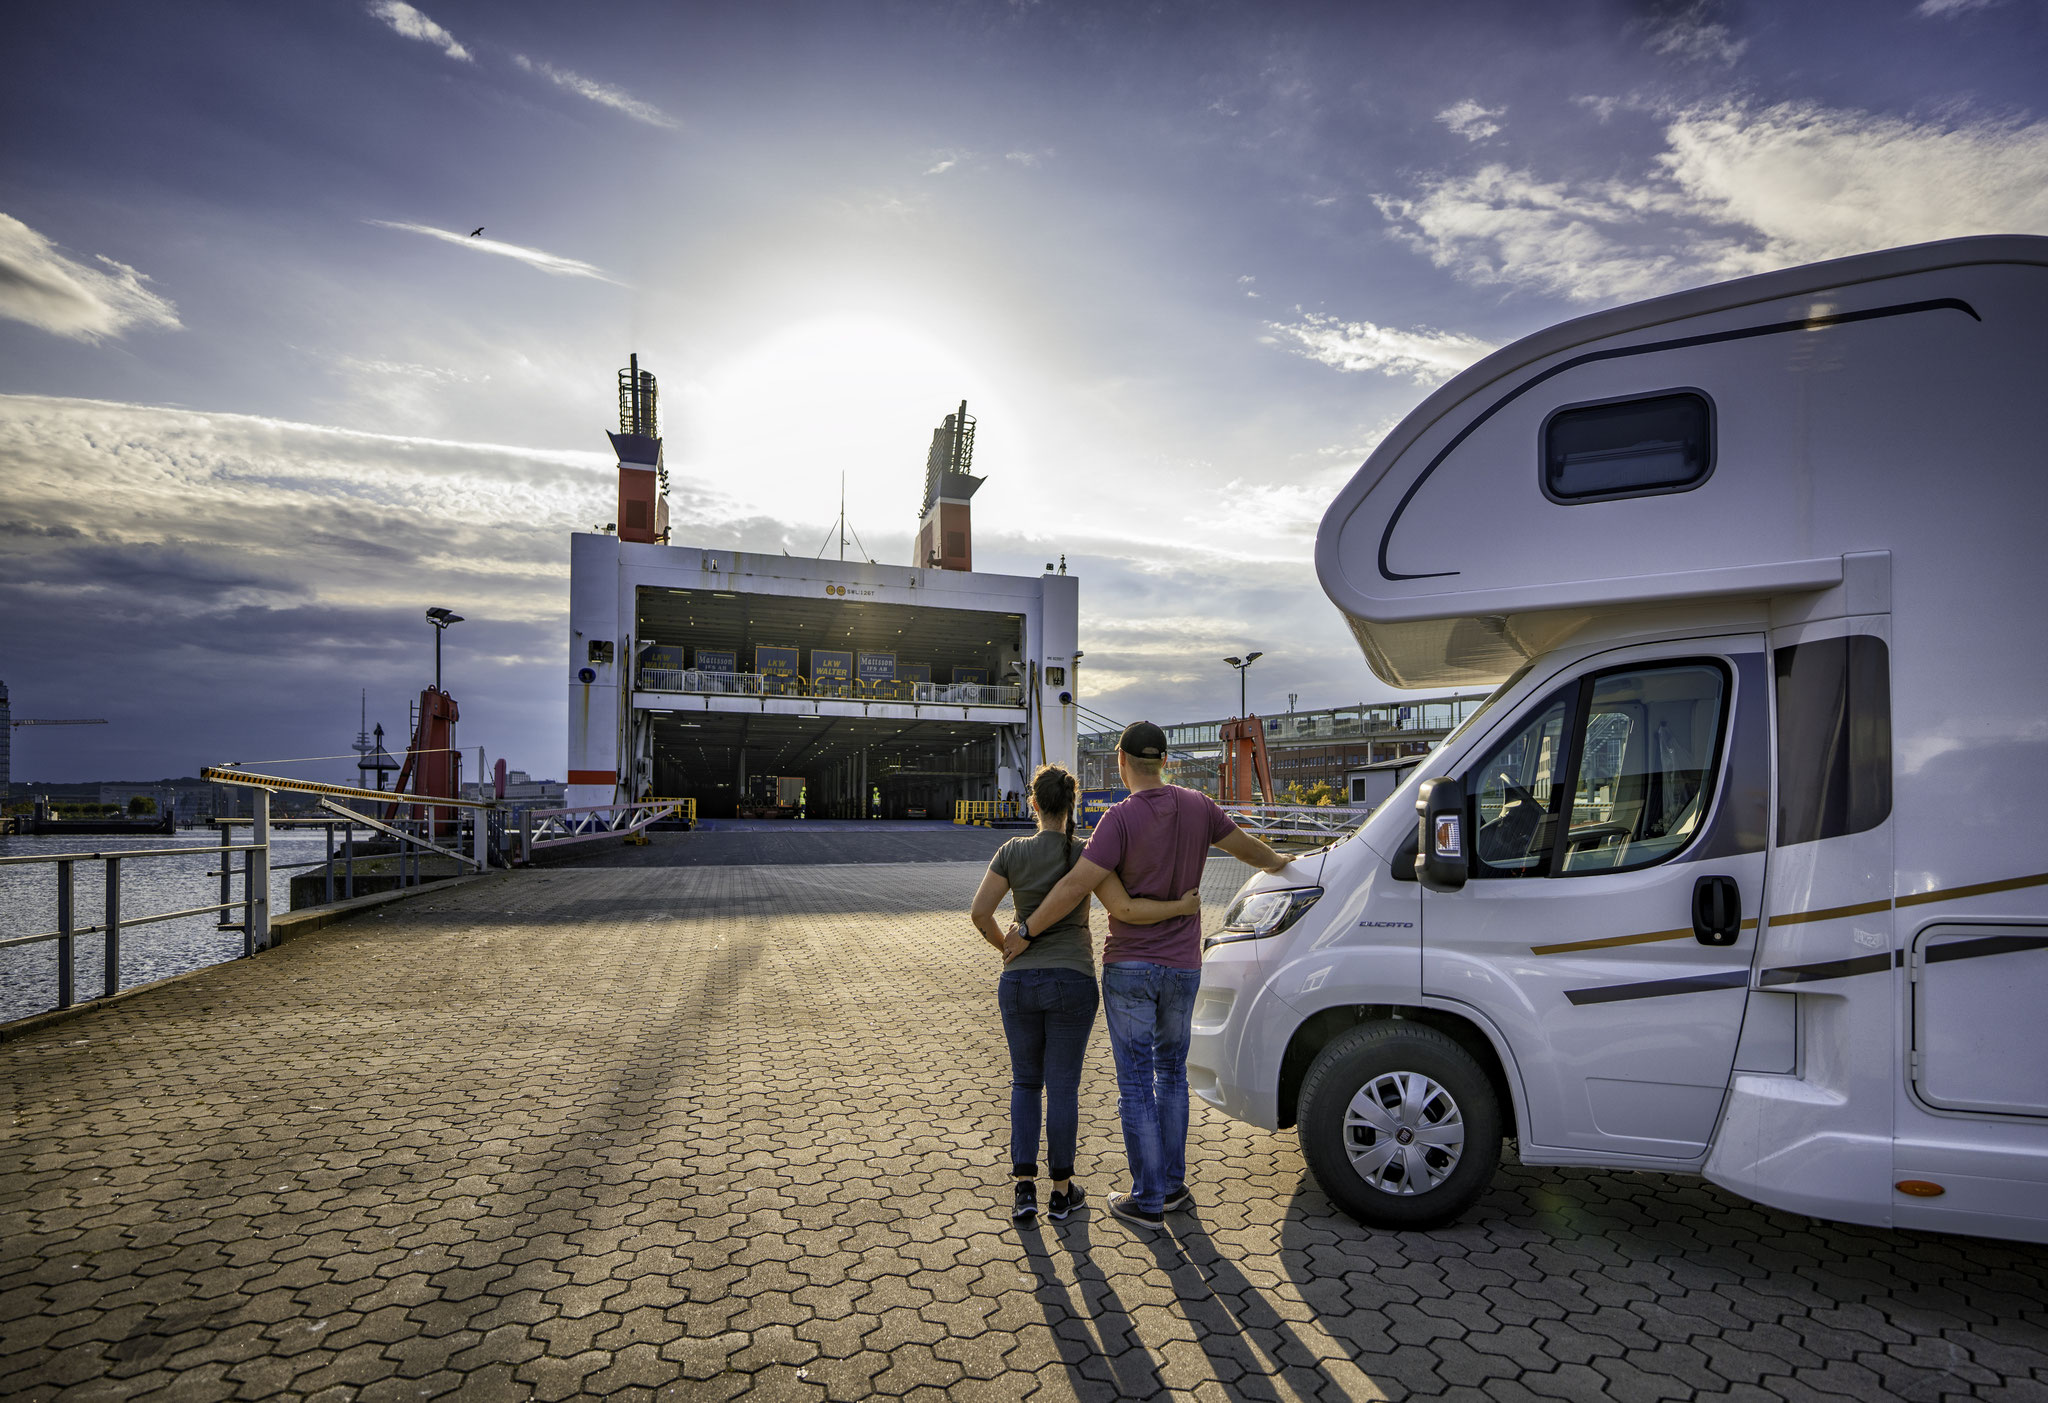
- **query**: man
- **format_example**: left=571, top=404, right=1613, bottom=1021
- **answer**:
left=1005, top=721, right=1292, bottom=1227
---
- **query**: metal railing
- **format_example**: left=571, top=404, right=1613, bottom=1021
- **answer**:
left=640, top=797, right=698, bottom=824
left=637, top=668, right=1022, bottom=707
left=518, top=800, right=688, bottom=859
left=1222, top=804, right=1363, bottom=842
left=0, top=791, right=273, bottom=1011
left=955, top=799, right=1024, bottom=826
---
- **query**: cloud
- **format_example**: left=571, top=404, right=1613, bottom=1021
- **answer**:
left=0, top=393, right=1432, bottom=783
left=332, top=355, right=483, bottom=384
left=1376, top=100, right=2048, bottom=303
left=924, top=158, right=959, bottom=176
left=1639, top=2, right=1747, bottom=65
left=0, top=394, right=766, bottom=780
left=1436, top=100, right=1503, bottom=142
left=1004, top=149, right=1052, bottom=167
left=0, top=213, right=181, bottom=342
left=366, top=220, right=623, bottom=284
left=367, top=1, right=470, bottom=62
left=1915, top=0, right=2004, bottom=14
left=511, top=55, right=678, bottom=129
left=1268, top=312, right=1496, bottom=385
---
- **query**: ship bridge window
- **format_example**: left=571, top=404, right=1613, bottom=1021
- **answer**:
left=1542, top=391, right=1713, bottom=503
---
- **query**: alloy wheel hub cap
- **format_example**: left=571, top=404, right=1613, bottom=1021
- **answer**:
left=1341, top=1070, right=1465, bottom=1196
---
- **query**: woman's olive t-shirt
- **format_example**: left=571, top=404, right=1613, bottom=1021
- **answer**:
left=989, top=831, right=1096, bottom=976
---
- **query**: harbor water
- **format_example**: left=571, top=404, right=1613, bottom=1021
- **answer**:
left=0, top=830, right=334, bottom=1023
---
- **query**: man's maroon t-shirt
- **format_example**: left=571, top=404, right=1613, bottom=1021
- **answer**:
left=1081, top=785, right=1237, bottom=970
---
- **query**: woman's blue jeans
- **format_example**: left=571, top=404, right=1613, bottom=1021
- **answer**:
left=1101, top=961, right=1203, bottom=1214
left=997, top=968, right=1099, bottom=1179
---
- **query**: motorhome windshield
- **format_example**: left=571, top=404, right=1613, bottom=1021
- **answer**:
left=1438, top=660, right=1536, bottom=751
left=1354, top=659, right=1538, bottom=829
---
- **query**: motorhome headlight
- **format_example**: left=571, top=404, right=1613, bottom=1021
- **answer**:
left=1209, top=887, right=1323, bottom=947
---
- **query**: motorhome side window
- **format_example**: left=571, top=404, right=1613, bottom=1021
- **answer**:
left=1542, top=392, right=1713, bottom=503
left=1559, top=664, right=1725, bottom=873
left=1774, top=636, right=1892, bottom=845
left=1471, top=662, right=1728, bottom=878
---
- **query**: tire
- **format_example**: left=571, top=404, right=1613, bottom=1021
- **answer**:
left=1296, top=1022, right=1502, bottom=1230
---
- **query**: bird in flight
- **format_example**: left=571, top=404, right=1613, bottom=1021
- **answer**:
left=469, top=227, right=484, bottom=237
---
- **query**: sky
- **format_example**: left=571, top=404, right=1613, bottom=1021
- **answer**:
left=3, top=0, right=2045, bottom=785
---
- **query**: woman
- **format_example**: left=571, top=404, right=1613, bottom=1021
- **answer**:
left=970, top=764, right=1201, bottom=1222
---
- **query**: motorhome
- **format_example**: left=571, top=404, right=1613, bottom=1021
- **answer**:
left=1189, top=236, right=2048, bottom=1242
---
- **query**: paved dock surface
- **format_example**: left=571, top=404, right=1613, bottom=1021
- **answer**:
left=551, top=823, right=1012, bottom=869
left=4, top=856, right=2045, bottom=1402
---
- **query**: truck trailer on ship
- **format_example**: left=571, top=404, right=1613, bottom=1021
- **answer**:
left=1189, top=235, right=2048, bottom=1243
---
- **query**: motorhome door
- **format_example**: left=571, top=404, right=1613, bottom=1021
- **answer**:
left=1422, top=638, right=1771, bottom=1160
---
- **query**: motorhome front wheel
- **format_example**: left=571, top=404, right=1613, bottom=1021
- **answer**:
left=1297, top=1023, right=1502, bottom=1230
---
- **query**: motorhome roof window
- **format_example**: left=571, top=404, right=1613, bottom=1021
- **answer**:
left=1542, top=391, right=1713, bottom=503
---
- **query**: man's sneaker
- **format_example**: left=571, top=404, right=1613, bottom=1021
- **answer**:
left=1012, top=1181, right=1038, bottom=1221
left=1105, top=1192, right=1163, bottom=1229
left=1161, top=1187, right=1194, bottom=1213
left=1048, top=1184, right=1086, bottom=1221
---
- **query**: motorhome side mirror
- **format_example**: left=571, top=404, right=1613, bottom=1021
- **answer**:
left=1415, top=777, right=1468, bottom=892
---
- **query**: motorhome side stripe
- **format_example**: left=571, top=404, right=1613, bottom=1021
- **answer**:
left=1922, top=933, right=2048, bottom=964
left=1756, top=950, right=1904, bottom=985
left=1896, top=870, right=2048, bottom=906
left=1376, top=297, right=1982, bottom=582
left=1567, top=939, right=2044, bottom=1003
left=1532, top=918, right=1757, bottom=956
left=1563, top=970, right=1750, bottom=1005
left=1529, top=869, right=2048, bottom=957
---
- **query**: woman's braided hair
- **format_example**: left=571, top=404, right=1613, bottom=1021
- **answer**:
left=1031, top=763, right=1081, bottom=862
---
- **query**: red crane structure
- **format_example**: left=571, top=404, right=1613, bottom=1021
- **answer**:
left=1218, top=715, right=1275, bottom=806
left=383, top=687, right=461, bottom=839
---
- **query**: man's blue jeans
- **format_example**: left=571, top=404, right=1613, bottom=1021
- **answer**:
left=1101, top=960, right=1203, bottom=1214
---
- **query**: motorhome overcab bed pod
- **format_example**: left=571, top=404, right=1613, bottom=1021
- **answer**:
left=1189, top=236, right=2048, bottom=1241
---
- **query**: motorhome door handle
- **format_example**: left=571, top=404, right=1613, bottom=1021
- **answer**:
left=1692, top=875, right=1740, bottom=946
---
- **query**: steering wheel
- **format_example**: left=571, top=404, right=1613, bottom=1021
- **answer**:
left=1497, top=771, right=1538, bottom=810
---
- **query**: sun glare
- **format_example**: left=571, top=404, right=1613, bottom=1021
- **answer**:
left=684, top=317, right=1001, bottom=544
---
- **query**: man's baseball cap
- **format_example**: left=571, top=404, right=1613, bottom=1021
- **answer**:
left=1118, top=721, right=1168, bottom=759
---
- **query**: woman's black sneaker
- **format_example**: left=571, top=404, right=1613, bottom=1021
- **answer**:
left=1048, top=1184, right=1085, bottom=1221
left=1105, top=1192, right=1163, bottom=1228
left=1012, top=1180, right=1038, bottom=1220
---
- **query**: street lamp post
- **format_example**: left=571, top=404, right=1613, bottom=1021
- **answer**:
left=1222, top=651, right=1264, bottom=717
left=425, top=607, right=465, bottom=691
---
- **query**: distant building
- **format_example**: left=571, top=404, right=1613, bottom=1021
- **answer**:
left=460, top=771, right=566, bottom=806
left=171, top=785, right=227, bottom=826
left=99, top=783, right=175, bottom=815
left=1079, top=693, right=1482, bottom=799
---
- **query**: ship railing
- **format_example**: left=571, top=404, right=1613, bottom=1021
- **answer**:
left=636, top=669, right=1023, bottom=708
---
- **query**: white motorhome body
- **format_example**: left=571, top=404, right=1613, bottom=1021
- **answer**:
left=1189, top=236, right=2048, bottom=1241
